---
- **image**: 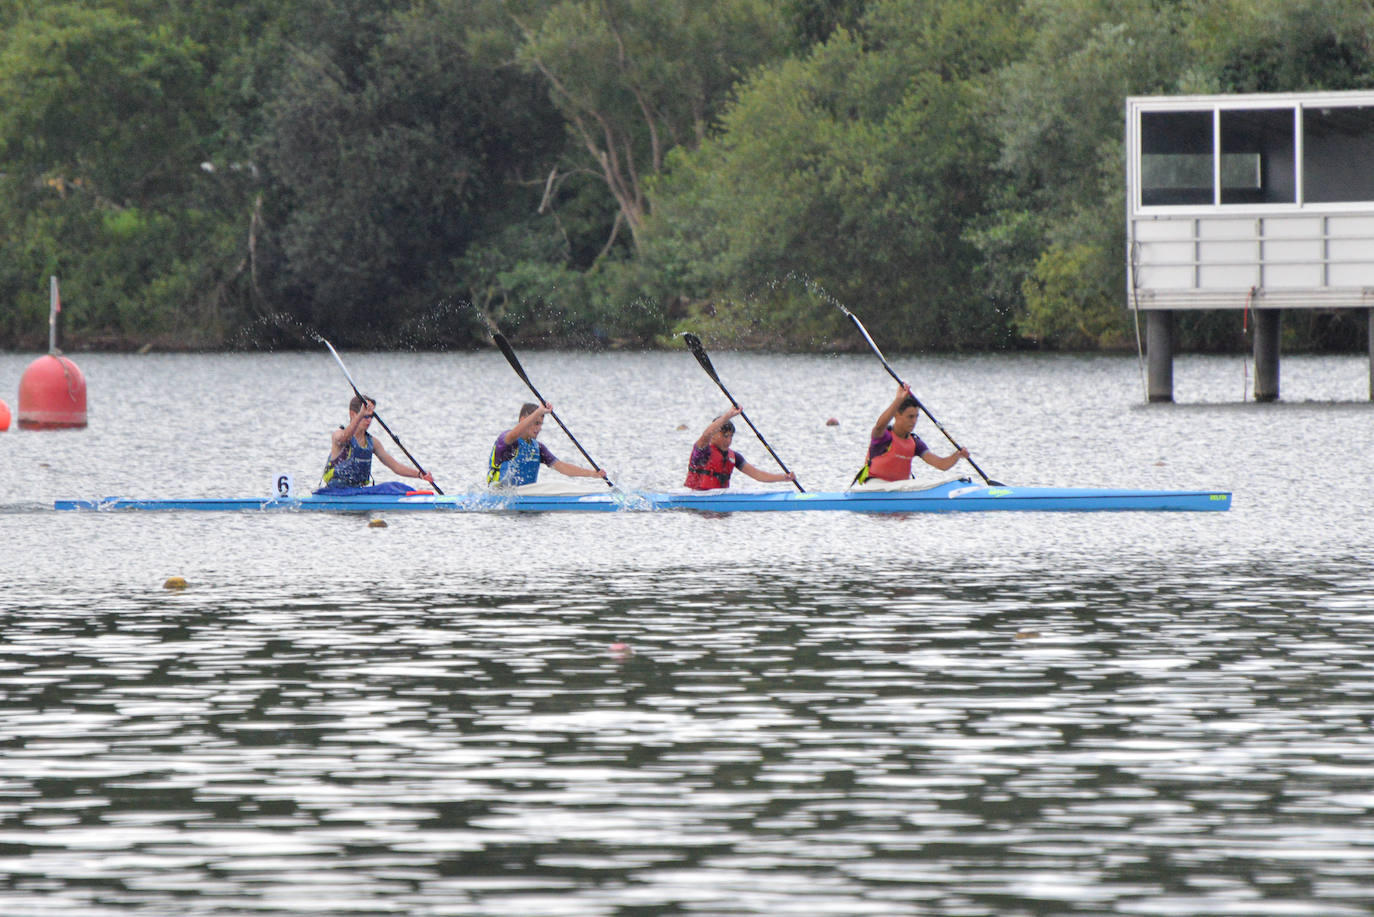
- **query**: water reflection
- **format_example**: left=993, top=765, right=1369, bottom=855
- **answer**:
left=0, top=560, right=1372, bottom=915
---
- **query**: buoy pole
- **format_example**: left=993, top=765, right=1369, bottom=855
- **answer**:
left=49, top=275, right=60, bottom=354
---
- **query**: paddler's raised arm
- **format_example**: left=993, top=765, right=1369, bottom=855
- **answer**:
left=331, top=397, right=375, bottom=457
left=694, top=405, right=743, bottom=449
left=505, top=402, right=551, bottom=443
left=870, top=383, right=912, bottom=440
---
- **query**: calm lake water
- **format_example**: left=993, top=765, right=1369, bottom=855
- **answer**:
left=1, top=349, right=1373, bottom=916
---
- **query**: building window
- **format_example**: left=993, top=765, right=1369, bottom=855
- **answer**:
left=1140, top=110, right=1213, bottom=206
left=1219, top=109, right=1295, bottom=204
left=1303, top=106, right=1374, bottom=203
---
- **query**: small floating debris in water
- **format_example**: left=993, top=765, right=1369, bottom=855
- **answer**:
left=163, top=576, right=189, bottom=590
left=368, top=518, right=388, bottom=528
left=609, top=642, right=632, bottom=657
left=1015, top=630, right=1040, bottom=640
left=825, top=417, right=839, bottom=426
left=1153, top=461, right=1166, bottom=466
left=676, top=423, right=688, bottom=431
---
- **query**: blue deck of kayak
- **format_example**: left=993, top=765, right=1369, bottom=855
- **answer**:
left=54, top=481, right=1232, bottom=513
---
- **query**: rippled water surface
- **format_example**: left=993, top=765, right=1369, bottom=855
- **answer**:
left=2, top=350, right=1373, bottom=915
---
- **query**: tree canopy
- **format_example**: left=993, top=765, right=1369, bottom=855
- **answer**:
left=0, top=0, right=1371, bottom=351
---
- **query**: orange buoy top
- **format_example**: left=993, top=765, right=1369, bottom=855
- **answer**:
left=18, top=354, right=87, bottom=429
left=0, top=399, right=10, bottom=431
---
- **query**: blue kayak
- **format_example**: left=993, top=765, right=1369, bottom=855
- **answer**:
left=54, top=481, right=1232, bottom=513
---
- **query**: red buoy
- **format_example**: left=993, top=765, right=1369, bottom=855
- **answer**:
left=0, top=399, right=10, bottom=431
left=18, top=354, right=87, bottom=429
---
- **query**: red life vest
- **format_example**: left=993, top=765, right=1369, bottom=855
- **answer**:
left=865, top=430, right=917, bottom=481
left=685, top=445, right=736, bottom=490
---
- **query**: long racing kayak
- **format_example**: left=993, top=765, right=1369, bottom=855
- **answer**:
left=54, top=481, right=1232, bottom=513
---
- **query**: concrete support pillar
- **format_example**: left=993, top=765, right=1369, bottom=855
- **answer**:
left=1253, top=308, right=1281, bottom=402
left=1145, top=309, right=1174, bottom=403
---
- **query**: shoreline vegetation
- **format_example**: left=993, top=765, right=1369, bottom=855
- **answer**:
left=10, top=323, right=1370, bottom=357
left=3, top=1, right=1374, bottom=356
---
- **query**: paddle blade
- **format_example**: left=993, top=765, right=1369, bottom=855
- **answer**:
left=320, top=336, right=368, bottom=401
left=492, top=332, right=540, bottom=395
left=681, top=333, right=724, bottom=385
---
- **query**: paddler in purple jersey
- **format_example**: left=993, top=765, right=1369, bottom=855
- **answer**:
left=321, top=395, right=434, bottom=492
left=487, top=402, right=608, bottom=487
left=684, top=406, right=796, bottom=491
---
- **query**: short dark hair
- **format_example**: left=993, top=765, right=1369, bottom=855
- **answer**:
left=719, top=419, right=735, bottom=434
left=519, top=402, right=540, bottom=419
left=898, top=396, right=919, bottom=414
left=349, top=394, right=372, bottom=414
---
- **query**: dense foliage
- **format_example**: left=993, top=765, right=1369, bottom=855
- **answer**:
left=0, top=0, right=1372, bottom=351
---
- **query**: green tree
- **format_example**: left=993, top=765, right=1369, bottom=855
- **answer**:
left=782, top=0, right=869, bottom=48
left=1184, top=0, right=1374, bottom=94
left=0, top=4, right=209, bottom=207
left=1020, top=242, right=1127, bottom=348
left=645, top=0, right=1024, bottom=349
left=511, top=0, right=791, bottom=252
left=255, top=0, right=568, bottom=344
left=0, top=2, right=239, bottom=346
left=975, top=0, right=1192, bottom=349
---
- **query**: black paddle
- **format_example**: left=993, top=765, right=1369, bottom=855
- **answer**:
left=835, top=305, right=1000, bottom=486
left=319, top=336, right=444, bottom=494
left=491, top=331, right=614, bottom=488
left=681, top=333, right=804, bottom=492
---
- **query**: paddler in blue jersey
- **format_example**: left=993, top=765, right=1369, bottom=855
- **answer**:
left=321, top=395, right=435, bottom=492
left=487, top=402, right=608, bottom=487
left=684, top=406, right=796, bottom=490
left=857, top=383, right=968, bottom=484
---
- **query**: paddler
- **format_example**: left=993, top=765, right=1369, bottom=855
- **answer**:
left=856, top=384, right=969, bottom=484
left=684, top=406, right=796, bottom=491
left=321, top=395, right=434, bottom=491
left=487, top=402, right=608, bottom=486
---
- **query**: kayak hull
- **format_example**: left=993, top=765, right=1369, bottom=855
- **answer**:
left=54, top=482, right=1232, bottom=513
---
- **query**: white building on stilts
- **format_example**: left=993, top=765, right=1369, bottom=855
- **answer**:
left=1127, top=90, right=1374, bottom=401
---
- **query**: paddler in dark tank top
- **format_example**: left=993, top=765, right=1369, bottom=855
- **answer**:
left=321, top=395, right=435, bottom=490
left=856, top=384, right=969, bottom=484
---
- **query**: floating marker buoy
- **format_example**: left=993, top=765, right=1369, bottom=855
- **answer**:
left=676, top=423, right=688, bottom=431
left=0, top=399, right=9, bottom=431
left=825, top=417, right=839, bottom=426
left=163, top=576, right=188, bottom=590
left=18, top=354, right=87, bottom=429
left=368, top=518, right=387, bottom=528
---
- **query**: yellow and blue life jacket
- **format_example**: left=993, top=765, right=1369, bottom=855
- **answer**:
left=487, top=437, right=544, bottom=486
left=323, top=432, right=375, bottom=488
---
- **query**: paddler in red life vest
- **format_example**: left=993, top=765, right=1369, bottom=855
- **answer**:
left=684, top=406, right=797, bottom=490
left=487, top=402, right=609, bottom=486
left=322, top=396, right=434, bottom=490
left=857, top=384, right=969, bottom=484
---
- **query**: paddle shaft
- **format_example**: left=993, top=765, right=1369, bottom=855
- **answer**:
left=838, top=307, right=997, bottom=487
left=491, top=333, right=614, bottom=488
left=320, top=337, right=444, bottom=494
left=682, top=334, right=804, bottom=492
